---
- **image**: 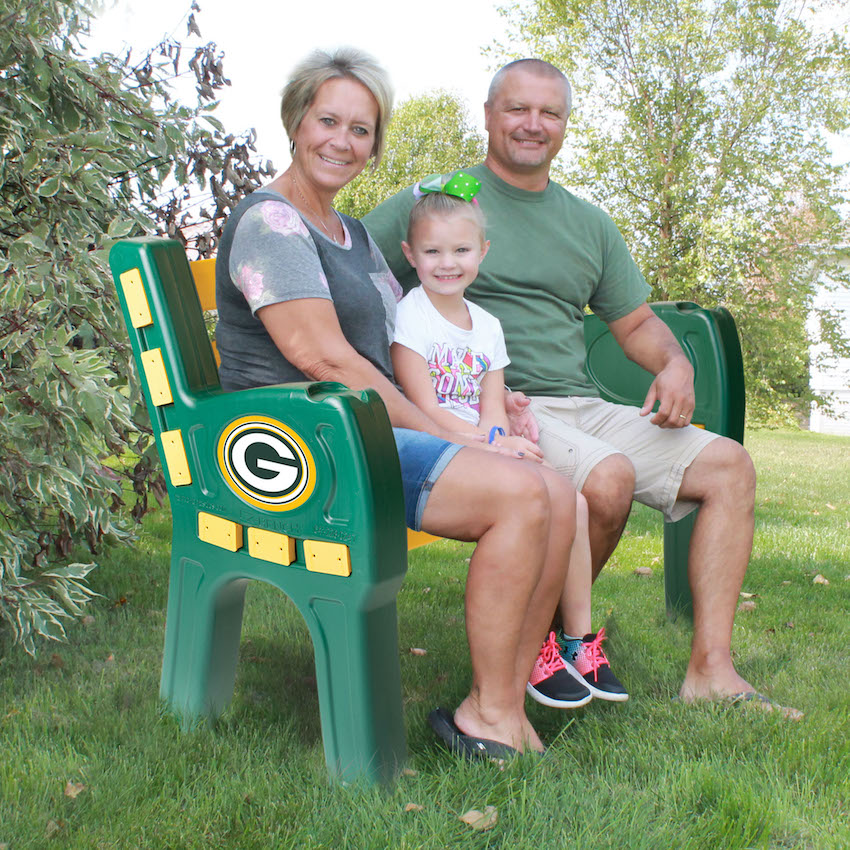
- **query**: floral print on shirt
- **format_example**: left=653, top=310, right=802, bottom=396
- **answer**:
left=372, top=269, right=402, bottom=303
left=231, top=196, right=393, bottom=317
left=261, top=202, right=310, bottom=238
left=236, top=264, right=266, bottom=304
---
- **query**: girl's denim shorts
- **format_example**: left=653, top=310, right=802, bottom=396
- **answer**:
left=392, top=428, right=463, bottom=531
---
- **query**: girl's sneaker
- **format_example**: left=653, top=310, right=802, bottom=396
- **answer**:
left=527, top=631, right=593, bottom=709
left=560, top=628, right=629, bottom=702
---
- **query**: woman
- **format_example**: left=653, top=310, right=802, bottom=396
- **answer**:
left=215, top=47, right=577, bottom=757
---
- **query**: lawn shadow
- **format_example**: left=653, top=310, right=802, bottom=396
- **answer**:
left=230, top=590, right=324, bottom=747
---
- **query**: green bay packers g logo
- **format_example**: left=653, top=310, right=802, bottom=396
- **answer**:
left=217, top=416, right=316, bottom=511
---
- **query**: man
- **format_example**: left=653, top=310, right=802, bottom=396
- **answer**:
left=365, top=59, right=801, bottom=718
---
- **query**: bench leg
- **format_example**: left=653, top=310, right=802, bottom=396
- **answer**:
left=160, top=554, right=247, bottom=725
left=663, top=511, right=697, bottom=618
left=303, top=594, right=407, bottom=785
left=159, top=549, right=406, bottom=784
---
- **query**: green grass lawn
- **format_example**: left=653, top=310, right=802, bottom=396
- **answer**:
left=1, top=429, right=848, bottom=849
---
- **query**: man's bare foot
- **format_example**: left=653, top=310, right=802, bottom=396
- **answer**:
left=679, top=650, right=756, bottom=703
left=677, top=651, right=802, bottom=719
left=722, top=692, right=804, bottom=721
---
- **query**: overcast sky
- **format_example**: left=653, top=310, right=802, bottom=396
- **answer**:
left=87, top=0, right=848, bottom=173
left=88, top=0, right=512, bottom=170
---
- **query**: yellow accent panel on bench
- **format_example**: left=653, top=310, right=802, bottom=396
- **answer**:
left=189, top=258, right=220, bottom=366
left=198, top=512, right=243, bottom=551
left=141, top=348, right=173, bottom=406
left=407, top=529, right=443, bottom=550
left=190, top=258, right=217, bottom=312
left=304, top=540, right=351, bottom=577
left=161, top=429, right=192, bottom=486
left=120, top=268, right=153, bottom=328
left=247, top=527, right=296, bottom=566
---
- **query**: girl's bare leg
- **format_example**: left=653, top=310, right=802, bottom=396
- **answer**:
left=559, top=492, right=593, bottom=638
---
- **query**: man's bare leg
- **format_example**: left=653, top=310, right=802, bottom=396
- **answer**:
left=421, top=449, right=573, bottom=752
left=675, top=437, right=758, bottom=700
left=674, top=437, right=801, bottom=715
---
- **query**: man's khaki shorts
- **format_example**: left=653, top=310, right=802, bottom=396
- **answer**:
left=529, top=396, right=720, bottom=522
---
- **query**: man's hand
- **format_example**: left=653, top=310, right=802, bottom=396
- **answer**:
left=504, top=390, right=540, bottom=442
left=608, top=304, right=696, bottom=429
left=639, top=358, right=695, bottom=428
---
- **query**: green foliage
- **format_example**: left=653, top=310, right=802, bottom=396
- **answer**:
left=0, top=0, right=269, bottom=652
left=336, top=90, right=486, bottom=218
left=498, top=0, right=850, bottom=424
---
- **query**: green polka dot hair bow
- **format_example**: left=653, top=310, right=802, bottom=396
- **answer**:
left=413, top=171, right=482, bottom=203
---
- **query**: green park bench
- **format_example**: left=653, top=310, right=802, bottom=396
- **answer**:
left=109, top=236, right=744, bottom=784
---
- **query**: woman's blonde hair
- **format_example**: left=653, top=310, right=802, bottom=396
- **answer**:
left=280, top=47, right=394, bottom=169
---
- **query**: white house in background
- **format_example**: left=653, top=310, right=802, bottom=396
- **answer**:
left=809, top=251, right=850, bottom=435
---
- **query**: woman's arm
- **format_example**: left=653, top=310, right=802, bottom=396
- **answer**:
left=390, top=342, right=481, bottom=436
left=258, top=299, right=502, bottom=454
left=258, top=298, right=448, bottom=433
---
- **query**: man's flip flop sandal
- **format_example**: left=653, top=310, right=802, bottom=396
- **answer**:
left=672, top=692, right=804, bottom=721
left=427, top=707, right=520, bottom=761
left=725, top=692, right=804, bottom=721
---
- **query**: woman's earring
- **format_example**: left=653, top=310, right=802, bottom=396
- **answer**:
left=289, top=140, right=296, bottom=156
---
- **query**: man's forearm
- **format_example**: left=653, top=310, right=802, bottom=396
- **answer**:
left=616, top=313, right=693, bottom=379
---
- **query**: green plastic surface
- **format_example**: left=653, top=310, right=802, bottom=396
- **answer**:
left=110, top=238, right=408, bottom=785
left=584, top=302, right=746, bottom=617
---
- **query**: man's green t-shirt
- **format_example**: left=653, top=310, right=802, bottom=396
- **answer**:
left=363, top=164, right=651, bottom=398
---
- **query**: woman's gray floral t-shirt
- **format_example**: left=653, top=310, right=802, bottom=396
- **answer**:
left=215, top=189, right=402, bottom=392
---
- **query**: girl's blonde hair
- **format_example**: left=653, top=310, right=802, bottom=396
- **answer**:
left=407, top=193, right=487, bottom=244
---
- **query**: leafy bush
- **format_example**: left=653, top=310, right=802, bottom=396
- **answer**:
left=336, top=91, right=485, bottom=218
left=0, top=0, right=270, bottom=652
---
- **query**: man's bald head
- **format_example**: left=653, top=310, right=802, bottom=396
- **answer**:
left=487, top=59, right=572, bottom=120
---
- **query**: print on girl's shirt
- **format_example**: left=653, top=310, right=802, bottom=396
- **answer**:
left=427, top=342, right=492, bottom=414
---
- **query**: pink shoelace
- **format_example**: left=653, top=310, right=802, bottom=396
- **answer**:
left=583, top=628, right=610, bottom=682
left=539, top=631, right=566, bottom=671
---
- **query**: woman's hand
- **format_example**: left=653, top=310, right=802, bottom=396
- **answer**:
left=492, top=434, right=544, bottom=462
left=443, top=431, right=540, bottom=462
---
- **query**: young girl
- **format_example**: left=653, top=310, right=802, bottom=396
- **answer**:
left=391, top=174, right=628, bottom=707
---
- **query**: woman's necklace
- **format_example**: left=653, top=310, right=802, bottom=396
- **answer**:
left=290, top=173, right=340, bottom=244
